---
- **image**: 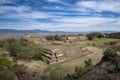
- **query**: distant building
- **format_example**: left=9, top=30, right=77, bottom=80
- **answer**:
left=60, top=34, right=87, bottom=43
left=66, top=34, right=87, bottom=42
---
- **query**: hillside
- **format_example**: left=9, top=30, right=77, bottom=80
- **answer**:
left=78, top=47, right=120, bottom=80
left=0, top=34, right=120, bottom=80
left=0, top=29, right=118, bottom=34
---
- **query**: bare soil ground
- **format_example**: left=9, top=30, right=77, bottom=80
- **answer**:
left=17, top=60, right=48, bottom=72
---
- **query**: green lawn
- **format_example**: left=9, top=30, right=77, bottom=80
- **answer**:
left=81, top=38, right=120, bottom=48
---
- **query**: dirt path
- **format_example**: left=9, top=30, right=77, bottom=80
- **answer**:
left=17, top=60, right=47, bottom=72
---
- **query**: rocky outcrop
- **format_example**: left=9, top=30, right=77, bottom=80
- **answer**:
left=78, top=50, right=120, bottom=80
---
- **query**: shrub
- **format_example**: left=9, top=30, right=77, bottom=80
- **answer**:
left=0, top=40, right=9, bottom=49
left=75, top=59, right=93, bottom=77
left=54, top=35, right=61, bottom=41
left=12, top=65, right=27, bottom=80
left=92, top=43, right=95, bottom=46
left=107, top=64, right=116, bottom=73
left=75, top=66, right=86, bottom=76
left=46, top=35, right=62, bottom=41
left=7, top=39, right=21, bottom=57
left=84, top=59, right=93, bottom=70
left=88, top=36, right=93, bottom=40
left=33, top=49, right=44, bottom=60
left=109, top=41, right=117, bottom=45
left=20, top=38, right=29, bottom=46
left=42, top=65, right=67, bottom=80
left=0, top=66, right=15, bottom=80
left=103, top=48, right=113, bottom=58
left=98, top=34, right=104, bottom=38
left=0, top=57, right=12, bottom=69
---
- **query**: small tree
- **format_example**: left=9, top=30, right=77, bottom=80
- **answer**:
left=20, top=38, right=29, bottom=46
left=98, top=34, right=103, bottom=39
left=46, top=35, right=54, bottom=40
left=75, top=66, right=85, bottom=76
left=75, top=59, right=93, bottom=77
left=54, top=35, right=61, bottom=41
left=7, top=39, right=21, bottom=58
left=107, top=64, right=116, bottom=73
left=88, top=36, right=93, bottom=40
left=103, top=48, right=113, bottom=58
left=84, top=59, right=93, bottom=70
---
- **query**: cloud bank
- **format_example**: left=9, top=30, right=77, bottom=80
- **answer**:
left=0, top=0, right=120, bottom=31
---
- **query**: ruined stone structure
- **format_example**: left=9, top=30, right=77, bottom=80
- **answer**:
left=43, top=48, right=65, bottom=64
left=43, top=44, right=92, bottom=64
left=67, top=34, right=87, bottom=41
left=60, top=34, right=87, bottom=42
left=22, top=34, right=47, bottom=44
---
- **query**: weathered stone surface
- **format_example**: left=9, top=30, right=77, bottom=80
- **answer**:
left=22, top=34, right=47, bottom=44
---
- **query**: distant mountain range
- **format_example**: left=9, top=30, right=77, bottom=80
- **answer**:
left=0, top=29, right=119, bottom=35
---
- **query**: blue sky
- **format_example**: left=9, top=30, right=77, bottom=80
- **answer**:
left=0, top=0, right=120, bottom=32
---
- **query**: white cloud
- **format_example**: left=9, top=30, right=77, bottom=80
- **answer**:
left=76, top=0, right=120, bottom=13
left=17, top=11, right=49, bottom=19
left=0, top=0, right=11, bottom=4
left=47, top=0, right=69, bottom=6
left=1, top=16, right=120, bottom=31
left=0, top=0, right=120, bottom=31
left=0, top=0, right=17, bottom=4
left=1, top=10, right=61, bottom=19
left=0, top=6, right=30, bottom=14
left=47, top=0, right=59, bottom=2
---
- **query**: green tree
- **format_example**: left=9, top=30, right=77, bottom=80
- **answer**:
left=84, top=59, right=93, bottom=69
left=75, top=59, right=93, bottom=77
left=20, top=38, right=29, bottom=46
left=103, top=48, right=113, bottom=58
left=46, top=35, right=62, bottom=41
left=75, top=66, right=85, bottom=76
left=7, top=39, right=21, bottom=58
left=98, top=34, right=103, bottom=39
left=54, top=35, right=61, bottom=40
left=46, top=35, right=54, bottom=40
left=88, top=36, right=93, bottom=40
